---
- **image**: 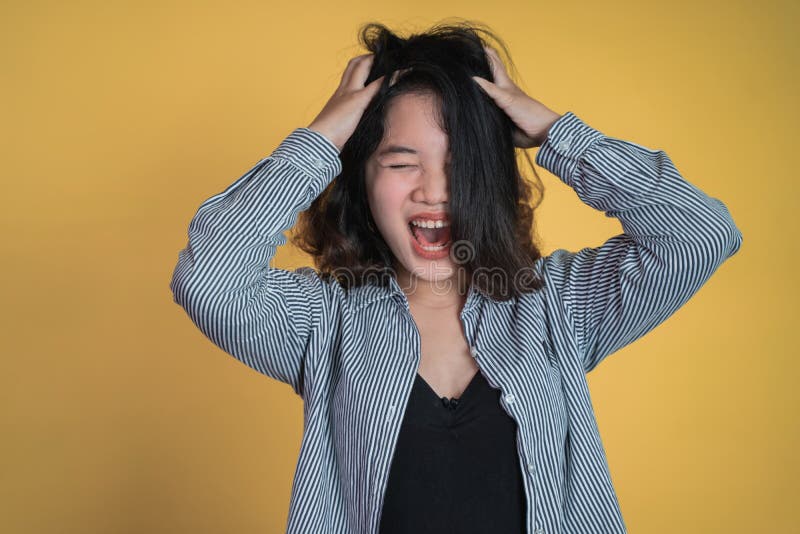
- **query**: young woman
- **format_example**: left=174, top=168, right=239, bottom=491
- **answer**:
left=170, top=21, right=742, bottom=534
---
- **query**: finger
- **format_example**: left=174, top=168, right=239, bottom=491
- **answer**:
left=389, top=67, right=409, bottom=86
left=364, top=74, right=386, bottom=100
left=482, top=45, right=512, bottom=87
left=472, top=75, right=512, bottom=108
left=347, top=53, right=376, bottom=90
left=365, top=74, right=386, bottom=93
left=339, top=53, right=371, bottom=89
left=481, top=45, right=500, bottom=78
left=472, top=75, right=497, bottom=98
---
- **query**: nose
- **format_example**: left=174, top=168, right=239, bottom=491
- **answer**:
left=411, top=165, right=449, bottom=206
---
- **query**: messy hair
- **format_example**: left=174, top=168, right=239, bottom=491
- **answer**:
left=291, top=19, right=547, bottom=300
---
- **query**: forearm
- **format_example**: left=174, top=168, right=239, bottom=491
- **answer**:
left=535, top=112, right=742, bottom=257
left=169, top=127, right=341, bottom=307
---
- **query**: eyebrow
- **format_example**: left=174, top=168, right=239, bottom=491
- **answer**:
left=376, top=145, right=418, bottom=157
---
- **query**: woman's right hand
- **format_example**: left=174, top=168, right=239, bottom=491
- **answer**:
left=307, top=53, right=387, bottom=153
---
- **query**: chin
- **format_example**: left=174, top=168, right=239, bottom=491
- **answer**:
left=403, top=254, right=457, bottom=280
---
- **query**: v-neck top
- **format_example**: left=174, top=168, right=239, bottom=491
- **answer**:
left=377, top=370, right=527, bottom=533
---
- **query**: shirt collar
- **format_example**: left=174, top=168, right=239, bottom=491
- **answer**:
left=349, top=274, right=515, bottom=314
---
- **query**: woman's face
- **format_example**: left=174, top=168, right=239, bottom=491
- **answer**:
left=365, top=91, right=457, bottom=286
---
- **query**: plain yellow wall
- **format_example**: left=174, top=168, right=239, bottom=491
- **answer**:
left=2, top=1, right=795, bottom=532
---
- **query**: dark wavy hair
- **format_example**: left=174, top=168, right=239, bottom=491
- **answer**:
left=291, top=19, right=547, bottom=301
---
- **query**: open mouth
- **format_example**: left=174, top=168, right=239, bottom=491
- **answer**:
left=408, top=222, right=451, bottom=250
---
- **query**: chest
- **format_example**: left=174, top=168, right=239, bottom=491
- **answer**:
left=328, top=294, right=566, bottom=431
left=324, top=296, right=572, bottom=500
left=408, top=305, right=479, bottom=400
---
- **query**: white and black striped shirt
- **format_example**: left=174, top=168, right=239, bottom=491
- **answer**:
left=169, top=111, right=742, bottom=533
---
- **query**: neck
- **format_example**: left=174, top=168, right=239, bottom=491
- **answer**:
left=394, top=262, right=469, bottom=311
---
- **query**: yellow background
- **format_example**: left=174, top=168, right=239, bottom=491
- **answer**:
left=2, top=1, right=795, bottom=532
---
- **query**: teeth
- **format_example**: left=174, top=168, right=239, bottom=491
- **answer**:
left=408, top=221, right=451, bottom=250
left=410, top=219, right=450, bottom=228
left=420, top=242, right=450, bottom=251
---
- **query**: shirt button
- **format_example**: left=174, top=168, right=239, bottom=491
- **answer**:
left=470, top=345, right=479, bottom=358
left=535, top=529, right=544, bottom=534
left=504, top=393, right=515, bottom=404
left=527, top=462, right=535, bottom=473
left=311, top=158, right=326, bottom=169
left=556, top=139, right=571, bottom=152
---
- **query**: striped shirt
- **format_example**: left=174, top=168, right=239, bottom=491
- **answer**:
left=169, top=111, right=743, bottom=533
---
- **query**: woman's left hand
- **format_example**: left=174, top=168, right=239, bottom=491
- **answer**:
left=472, top=46, right=562, bottom=149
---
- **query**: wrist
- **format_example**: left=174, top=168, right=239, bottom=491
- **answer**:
left=534, top=110, right=563, bottom=147
left=307, top=122, right=342, bottom=153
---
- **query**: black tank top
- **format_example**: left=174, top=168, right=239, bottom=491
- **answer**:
left=378, top=370, right=527, bottom=533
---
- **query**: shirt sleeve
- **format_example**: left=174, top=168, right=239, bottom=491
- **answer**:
left=535, top=112, right=743, bottom=373
left=168, top=127, right=343, bottom=396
